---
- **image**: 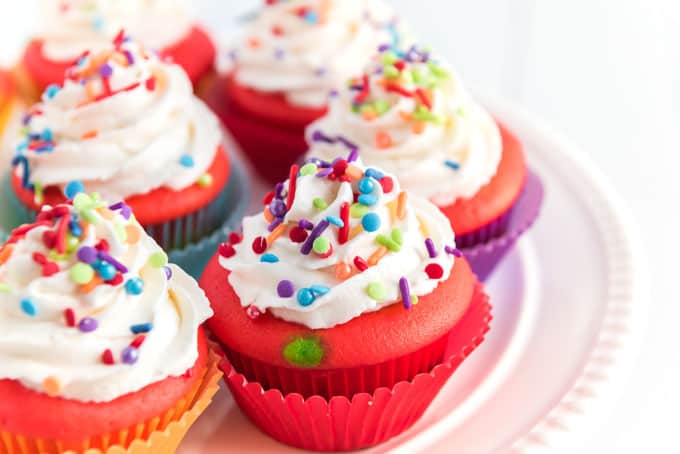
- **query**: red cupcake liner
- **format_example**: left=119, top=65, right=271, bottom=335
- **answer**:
left=218, top=282, right=492, bottom=451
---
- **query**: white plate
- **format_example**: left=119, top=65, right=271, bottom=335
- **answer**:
left=179, top=97, right=645, bottom=453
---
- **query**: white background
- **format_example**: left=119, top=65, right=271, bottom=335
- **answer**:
left=0, top=1, right=678, bottom=452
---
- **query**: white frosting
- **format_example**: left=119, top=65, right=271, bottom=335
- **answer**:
left=222, top=0, right=400, bottom=108
left=306, top=47, right=502, bottom=205
left=220, top=159, right=456, bottom=329
left=37, top=0, right=194, bottom=61
left=0, top=198, right=212, bottom=402
left=16, top=37, right=221, bottom=201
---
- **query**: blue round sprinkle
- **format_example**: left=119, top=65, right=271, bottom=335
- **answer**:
left=260, top=253, right=280, bottom=263
left=310, top=285, right=330, bottom=296
left=326, top=215, right=344, bottom=228
left=365, top=168, right=384, bottom=180
left=45, top=84, right=60, bottom=99
left=304, top=11, right=319, bottom=23
left=179, top=155, right=195, bottom=167
left=297, top=288, right=316, bottom=307
left=41, top=128, right=53, bottom=142
left=130, top=323, right=153, bottom=334
left=65, top=181, right=85, bottom=200
left=358, top=194, right=377, bottom=206
left=125, top=278, right=144, bottom=295
left=358, top=177, right=376, bottom=194
left=20, top=299, right=36, bottom=316
left=362, top=213, right=381, bottom=232
left=97, top=262, right=117, bottom=280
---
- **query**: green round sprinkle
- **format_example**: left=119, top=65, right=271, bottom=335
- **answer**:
left=66, top=235, right=80, bottom=252
left=313, top=198, right=328, bottom=210
left=0, top=283, right=11, bottom=293
left=72, top=193, right=92, bottom=211
left=381, top=50, right=398, bottom=65
left=367, top=282, right=387, bottom=301
left=300, top=163, right=318, bottom=176
left=312, top=237, right=330, bottom=254
left=383, top=65, right=400, bottom=79
left=374, top=100, right=391, bottom=115
left=148, top=251, right=168, bottom=268
left=411, top=295, right=419, bottom=305
left=70, top=263, right=95, bottom=284
left=197, top=173, right=213, bottom=187
left=391, top=228, right=403, bottom=246
left=350, top=203, right=368, bottom=218
left=283, top=337, right=324, bottom=368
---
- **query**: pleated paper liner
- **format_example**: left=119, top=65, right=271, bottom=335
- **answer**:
left=459, top=170, right=544, bottom=281
left=1, top=149, right=250, bottom=279
left=0, top=343, right=223, bottom=454
left=219, top=282, right=492, bottom=452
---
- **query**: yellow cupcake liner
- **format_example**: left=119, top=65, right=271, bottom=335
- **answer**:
left=0, top=345, right=223, bottom=454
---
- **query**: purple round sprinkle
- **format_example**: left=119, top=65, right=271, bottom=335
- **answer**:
left=378, top=43, right=391, bottom=52
left=445, top=245, right=463, bottom=257
left=78, top=317, right=99, bottom=333
left=399, top=277, right=412, bottom=310
left=99, top=63, right=113, bottom=78
left=425, top=238, right=438, bottom=258
left=300, top=220, right=329, bottom=255
left=121, top=346, right=139, bottom=365
left=163, top=265, right=173, bottom=280
left=77, top=246, right=98, bottom=264
left=270, top=199, right=287, bottom=217
left=277, top=280, right=295, bottom=298
left=329, top=89, right=339, bottom=98
left=298, top=219, right=314, bottom=230
left=274, top=47, right=285, bottom=59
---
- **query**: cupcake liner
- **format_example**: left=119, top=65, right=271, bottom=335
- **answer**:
left=219, top=282, right=492, bottom=452
left=1, top=153, right=250, bottom=278
left=460, top=170, right=544, bottom=281
left=0, top=344, right=224, bottom=454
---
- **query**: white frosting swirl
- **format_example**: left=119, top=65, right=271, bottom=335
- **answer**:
left=0, top=196, right=212, bottom=402
left=222, top=0, right=400, bottom=108
left=16, top=36, right=221, bottom=201
left=37, top=0, right=194, bottom=61
left=220, top=159, right=455, bottom=329
left=306, top=47, right=502, bottom=205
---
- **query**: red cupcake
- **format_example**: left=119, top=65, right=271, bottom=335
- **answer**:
left=201, top=157, right=491, bottom=450
left=306, top=45, right=544, bottom=279
left=204, top=0, right=402, bottom=182
left=14, top=0, right=215, bottom=102
left=10, top=33, right=232, bottom=253
left=0, top=193, right=220, bottom=453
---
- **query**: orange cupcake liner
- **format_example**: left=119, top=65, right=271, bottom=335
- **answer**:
left=0, top=343, right=224, bottom=454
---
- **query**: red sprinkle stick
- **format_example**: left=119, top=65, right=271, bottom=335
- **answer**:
left=339, top=202, right=350, bottom=244
left=286, top=165, right=299, bottom=210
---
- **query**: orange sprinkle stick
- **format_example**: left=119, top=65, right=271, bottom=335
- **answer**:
left=368, top=246, right=388, bottom=266
left=397, top=191, right=408, bottom=219
left=267, top=223, right=287, bottom=247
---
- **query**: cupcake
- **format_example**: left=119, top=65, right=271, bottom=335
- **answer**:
left=10, top=33, right=234, bottom=260
left=205, top=0, right=402, bottom=183
left=305, top=45, right=544, bottom=280
left=200, top=155, right=491, bottom=451
left=15, top=0, right=215, bottom=101
left=0, top=192, right=221, bottom=453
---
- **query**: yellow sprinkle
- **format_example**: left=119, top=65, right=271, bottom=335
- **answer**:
left=43, top=376, right=61, bottom=396
left=417, top=215, right=430, bottom=238
left=349, top=224, right=364, bottom=241
left=125, top=225, right=141, bottom=244
left=151, top=67, right=168, bottom=91
left=97, top=208, right=115, bottom=220
left=397, top=191, right=408, bottom=220
left=267, top=223, right=287, bottom=247
left=368, top=246, right=388, bottom=266
left=385, top=199, right=398, bottom=223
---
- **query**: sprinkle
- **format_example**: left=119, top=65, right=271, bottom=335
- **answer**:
left=316, top=167, right=334, bottom=177
left=268, top=219, right=283, bottom=232
left=312, top=237, right=331, bottom=254
left=125, top=225, right=141, bottom=244
left=415, top=88, right=433, bottom=109
left=20, top=299, right=37, bottom=316
left=102, top=349, right=115, bottom=365
left=376, top=234, right=401, bottom=252
left=266, top=223, right=286, bottom=247
left=310, top=285, right=330, bottom=296
left=197, top=173, right=213, bottom=187
left=312, top=198, right=327, bottom=210
left=417, top=215, right=430, bottom=238
left=445, top=245, right=463, bottom=257
left=301, top=220, right=329, bottom=255
left=130, top=334, right=146, bottom=348
left=298, top=219, right=314, bottom=230
left=353, top=256, right=369, bottom=272
left=179, top=155, right=195, bottom=167
left=125, top=277, right=144, bottom=295
left=425, top=263, right=444, bottom=279
left=0, top=283, right=10, bottom=293
left=229, top=232, right=243, bottom=244
left=399, top=277, right=412, bottom=309
left=380, top=176, right=394, bottom=193
left=365, top=168, right=384, bottom=180
left=368, top=246, right=388, bottom=266
left=347, top=148, right=359, bottom=163
left=287, top=165, right=299, bottom=210
left=261, top=253, right=280, bottom=263
left=55, top=213, right=71, bottom=254
left=78, top=317, right=98, bottom=333
left=42, top=376, right=61, bottom=396
left=148, top=251, right=168, bottom=268
left=246, top=305, right=262, bottom=320
left=303, top=10, right=319, bottom=23
left=299, top=163, right=318, bottom=176
left=283, top=337, right=324, bottom=367
left=81, top=129, right=99, bottom=139
left=361, top=213, right=381, bottom=232
left=277, top=280, right=295, bottom=298
left=358, top=177, right=376, bottom=195
left=335, top=262, right=353, bottom=280
left=445, top=159, right=460, bottom=170
left=326, top=215, right=344, bottom=228
left=269, top=199, right=287, bottom=218
left=262, top=191, right=275, bottom=205
left=218, top=242, right=236, bottom=258
left=289, top=226, right=308, bottom=243
left=332, top=159, right=348, bottom=177
left=425, top=238, right=437, bottom=258
left=375, top=131, right=394, bottom=149
left=345, top=165, right=363, bottom=180
left=263, top=207, right=274, bottom=222
left=252, top=236, right=268, bottom=254
left=391, top=228, right=404, bottom=246
left=71, top=263, right=94, bottom=284
left=339, top=202, right=350, bottom=244
left=145, top=76, right=156, bottom=90
left=397, top=191, right=408, bottom=219
left=366, top=282, right=387, bottom=301
left=163, top=266, right=173, bottom=280
left=131, top=323, right=153, bottom=334
left=79, top=275, right=103, bottom=294
left=297, top=288, right=316, bottom=306
left=121, top=346, right=139, bottom=365
left=97, top=251, right=128, bottom=273
left=96, top=262, right=117, bottom=280
left=44, top=84, right=61, bottom=99
left=358, top=194, right=377, bottom=206
left=350, top=203, right=368, bottom=218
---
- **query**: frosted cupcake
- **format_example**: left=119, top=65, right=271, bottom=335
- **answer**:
left=306, top=45, right=543, bottom=279
left=201, top=155, right=491, bottom=451
left=205, top=0, right=402, bottom=182
left=10, top=33, right=233, bottom=256
left=15, top=0, right=215, bottom=101
left=0, top=192, right=221, bottom=452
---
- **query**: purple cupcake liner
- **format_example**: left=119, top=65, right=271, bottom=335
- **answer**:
left=459, top=170, right=544, bottom=281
